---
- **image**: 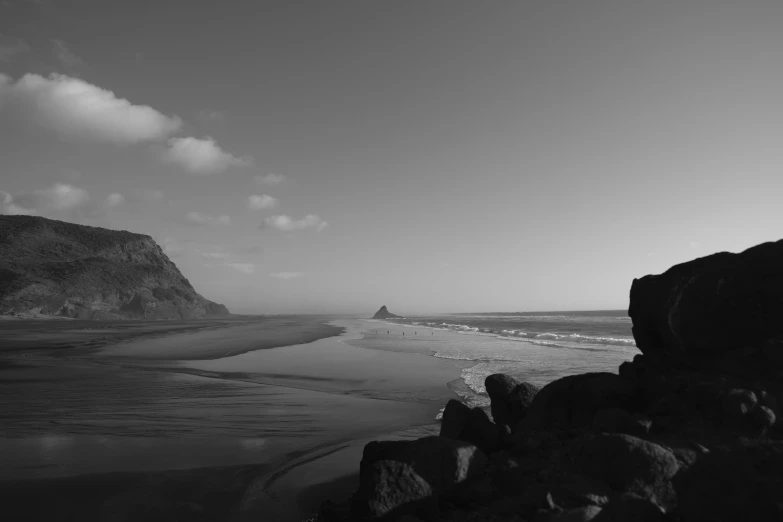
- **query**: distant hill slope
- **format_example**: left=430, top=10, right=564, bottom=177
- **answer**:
left=0, top=215, right=230, bottom=320
left=372, top=305, right=401, bottom=319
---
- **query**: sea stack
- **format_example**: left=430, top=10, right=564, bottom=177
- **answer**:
left=0, top=215, right=230, bottom=320
left=372, top=305, right=401, bottom=319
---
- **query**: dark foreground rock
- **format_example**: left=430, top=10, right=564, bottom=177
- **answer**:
left=318, top=240, right=783, bottom=522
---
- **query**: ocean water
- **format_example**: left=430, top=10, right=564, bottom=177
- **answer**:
left=372, top=310, right=639, bottom=411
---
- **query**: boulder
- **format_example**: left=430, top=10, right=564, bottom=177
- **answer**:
left=673, top=440, right=783, bottom=522
left=592, top=408, right=650, bottom=436
left=628, top=239, right=783, bottom=372
left=439, top=400, right=500, bottom=454
left=518, top=373, right=637, bottom=431
left=353, top=436, right=487, bottom=520
left=485, top=374, right=541, bottom=427
left=564, top=433, right=679, bottom=509
left=592, top=493, right=664, bottom=522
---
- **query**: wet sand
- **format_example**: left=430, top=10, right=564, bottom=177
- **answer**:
left=0, top=317, right=465, bottom=521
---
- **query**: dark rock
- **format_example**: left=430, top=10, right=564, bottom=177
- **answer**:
left=518, top=373, right=637, bottom=432
left=750, top=405, right=776, bottom=430
left=628, top=239, right=783, bottom=372
left=440, top=399, right=472, bottom=440
left=673, top=441, right=783, bottom=522
left=372, top=306, right=401, bottom=319
left=592, top=408, right=649, bottom=436
left=486, top=374, right=541, bottom=427
left=549, top=505, right=603, bottom=522
left=722, top=388, right=758, bottom=426
left=592, top=493, right=664, bottom=522
left=0, top=215, right=229, bottom=319
left=548, top=473, right=613, bottom=509
left=564, top=433, right=679, bottom=509
left=485, top=374, right=520, bottom=400
left=353, top=436, right=487, bottom=520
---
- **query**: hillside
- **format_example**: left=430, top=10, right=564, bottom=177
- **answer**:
left=0, top=215, right=230, bottom=320
left=372, top=305, right=401, bottom=319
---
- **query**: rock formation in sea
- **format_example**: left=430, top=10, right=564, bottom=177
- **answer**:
left=372, top=305, right=401, bottom=319
left=0, top=215, right=230, bottom=320
left=318, top=240, right=783, bottom=522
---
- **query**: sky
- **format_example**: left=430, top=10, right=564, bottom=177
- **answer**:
left=1, top=0, right=783, bottom=315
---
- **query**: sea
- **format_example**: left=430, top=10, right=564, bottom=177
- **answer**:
left=371, top=310, right=639, bottom=412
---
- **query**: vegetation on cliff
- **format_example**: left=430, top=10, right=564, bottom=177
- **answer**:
left=0, top=215, right=229, bottom=320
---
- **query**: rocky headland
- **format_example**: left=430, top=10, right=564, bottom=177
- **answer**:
left=318, top=240, right=783, bottom=522
left=373, top=306, right=402, bottom=320
left=0, top=215, right=230, bottom=320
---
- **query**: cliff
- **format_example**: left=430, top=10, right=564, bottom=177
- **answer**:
left=372, top=305, right=401, bottom=319
left=0, top=215, right=230, bottom=320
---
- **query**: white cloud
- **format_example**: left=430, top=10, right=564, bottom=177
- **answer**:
left=163, top=136, right=252, bottom=174
left=225, top=263, right=255, bottom=274
left=254, top=173, right=285, bottom=185
left=106, top=193, right=125, bottom=207
left=185, top=211, right=232, bottom=226
left=270, top=272, right=305, bottom=280
left=51, top=39, right=83, bottom=69
left=247, top=194, right=276, bottom=210
left=0, top=191, right=37, bottom=215
left=0, top=73, right=182, bottom=143
left=36, top=183, right=89, bottom=210
left=263, top=214, right=327, bottom=232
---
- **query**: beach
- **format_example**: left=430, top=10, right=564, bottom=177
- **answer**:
left=0, top=316, right=465, bottom=521
left=0, top=313, right=637, bottom=521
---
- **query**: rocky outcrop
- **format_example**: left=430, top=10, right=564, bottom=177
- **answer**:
left=318, top=240, right=783, bottom=522
left=372, top=306, right=401, bottom=320
left=629, top=239, right=783, bottom=375
left=0, top=215, right=230, bottom=320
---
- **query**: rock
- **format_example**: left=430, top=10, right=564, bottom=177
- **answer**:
left=353, top=436, right=488, bottom=520
left=750, top=405, right=776, bottom=430
left=548, top=473, right=613, bottom=509
left=722, top=388, right=758, bottom=426
left=592, top=408, right=649, bottom=436
left=518, top=373, right=637, bottom=432
left=673, top=441, right=783, bottom=522
left=628, top=239, right=783, bottom=372
left=549, top=505, right=603, bottom=522
left=440, top=400, right=500, bottom=454
left=485, top=374, right=541, bottom=427
left=459, top=407, right=501, bottom=454
left=372, top=306, right=401, bottom=319
left=592, top=493, right=664, bottom=522
left=0, top=215, right=230, bottom=319
left=564, top=433, right=679, bottom=509
left=441, top=399, right=473, bottom=439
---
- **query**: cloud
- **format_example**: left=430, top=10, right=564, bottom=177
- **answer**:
left=0, top=191, right=37, bottom=215
left=254, top=173, right=285, bottom=185
left=185, top=211, right=232, bottom=226
left=247, top=194, right=276, bottom=210
left=163, top=136, right=252, bottom=174
left=270, top=272, right=304, bottom=280
left=0, top=34, right=30, bottom=62
left=34, top=182, right=89, bottom=210
left=225, top=263, right=255, bottom=274
left=262, top=214, right=327, bottom=232
left=106, top=193, right=125, bottom=207
left=51, top=39, right=83, bottom=69
left=142, top=189, right=165, bottom=202
left=0, top=73, right=182, bottom=143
